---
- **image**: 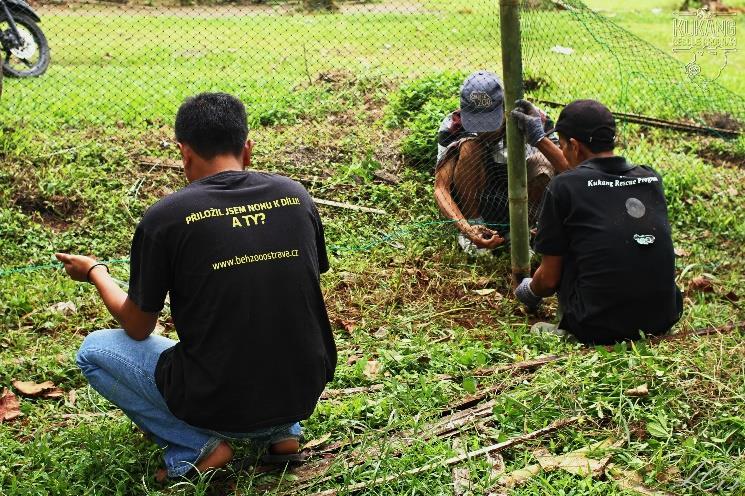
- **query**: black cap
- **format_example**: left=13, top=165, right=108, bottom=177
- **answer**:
left=553, top=99, right=616, bottom=146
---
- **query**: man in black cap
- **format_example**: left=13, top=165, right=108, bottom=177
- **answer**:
left=434, top=71, right=560, bottom=254
left=510, top=99, right=683, bottom=344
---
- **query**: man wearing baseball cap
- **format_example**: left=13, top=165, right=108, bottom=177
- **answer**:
left=434, top=71, right=559, bottom=255
left=510, top=99, right=683, bottom=344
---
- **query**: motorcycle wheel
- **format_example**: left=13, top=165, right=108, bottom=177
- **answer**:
left=0, top=13, right=50, bottom=77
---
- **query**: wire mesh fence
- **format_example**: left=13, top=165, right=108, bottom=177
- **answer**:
left=0, top=0, right=742, bottom=265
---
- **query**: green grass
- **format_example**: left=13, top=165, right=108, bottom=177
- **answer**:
left=1, top=1, right=744, bottom=495
left=2, top=0, right=742, bottom=128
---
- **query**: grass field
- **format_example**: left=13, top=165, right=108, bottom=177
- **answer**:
left=1, top=1, right=744, bottom=495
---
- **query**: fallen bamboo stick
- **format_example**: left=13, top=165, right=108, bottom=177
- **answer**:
left=312, top=198, right=387, bottom=215
left=320, top=384, right=384, bottom=400
left=306, top=416, right=582, bottom=496
left=290, top=387, right=520, bottom=490
left=649, top=321, right=744, bottom=344
left=317, top=374, right=529, bottom=456
left=437, top=354, right=563, bottom=383
left=261, top=322, right=741, bottom=489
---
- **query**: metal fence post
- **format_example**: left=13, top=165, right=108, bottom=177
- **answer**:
left=499, top=0, right=530, bottom=285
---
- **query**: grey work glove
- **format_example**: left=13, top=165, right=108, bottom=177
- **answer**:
left=510, top=99, right=547, bottom=146
left=514, top=277, right=542, bottom=312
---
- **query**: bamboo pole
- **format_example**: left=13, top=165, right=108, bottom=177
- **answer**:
left=500, top=0, right=530, bottom=285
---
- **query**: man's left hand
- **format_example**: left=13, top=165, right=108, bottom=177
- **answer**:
left=467, top=224, right=506, bottom=249
left=55, top=253, right=99, bottom=282
left=510, top=99, right=547, bottom=146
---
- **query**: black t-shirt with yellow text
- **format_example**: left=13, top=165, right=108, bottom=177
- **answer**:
left=535, top=156, right=682, bottom=344
left=128, top=170, right=336, bottom=432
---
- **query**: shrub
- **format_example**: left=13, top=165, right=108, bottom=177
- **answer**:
left=399, top=96, right=458, bottom=170
left=385, top=71, right=465, bottom=129
left=385, top=72, right=465, bottom=170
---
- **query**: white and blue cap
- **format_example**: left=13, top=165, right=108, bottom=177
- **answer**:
left=460, top=71, right=505, bottom=133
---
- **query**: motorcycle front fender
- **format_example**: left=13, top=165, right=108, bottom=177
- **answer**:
left=2, top=0, right=41, bottom=23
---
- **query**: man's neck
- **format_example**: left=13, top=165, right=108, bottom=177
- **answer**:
left=583, top=151, right=616, bottom=161
left=189, top=156, right=244, bottom=182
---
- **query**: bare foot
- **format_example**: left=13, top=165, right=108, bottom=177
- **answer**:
left=269, top=438, right=300, bottom=455
left=154, top=441, right=234, bottom=483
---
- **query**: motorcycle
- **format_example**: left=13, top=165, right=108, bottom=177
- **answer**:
left=0, top=0, right=49, bottom=77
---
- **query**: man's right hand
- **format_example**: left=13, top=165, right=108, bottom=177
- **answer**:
left=510, top=99, right=547, bottom=146
left=514, top=277, right=542, bottom=312
left=465, top=224, right=506, bottom=249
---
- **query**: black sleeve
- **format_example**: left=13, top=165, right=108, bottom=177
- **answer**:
left=127, top=223, right=170, bottom=312
left=312, top=204, right=329, bottom=274
left=534, top=184, right=568, bottom=256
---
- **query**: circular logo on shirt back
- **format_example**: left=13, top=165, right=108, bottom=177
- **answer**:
left=625, top=197, right=646, bottom=218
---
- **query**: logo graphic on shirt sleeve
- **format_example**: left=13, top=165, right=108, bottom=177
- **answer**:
left=633, top=234, right=656, bottom=245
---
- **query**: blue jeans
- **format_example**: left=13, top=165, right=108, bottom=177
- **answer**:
left=76, top=329, right=301, bottom=478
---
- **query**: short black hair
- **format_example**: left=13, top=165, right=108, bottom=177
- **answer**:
left=557, top=131, right=614, bottom=154
left=175, top=93, right=248, bottom=159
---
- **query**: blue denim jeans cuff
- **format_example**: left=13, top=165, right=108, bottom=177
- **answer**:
left=209, top=422, right=303, bottom=452
left=265, top=422, right=303, bottom=446
left=168, top=436, right=223, bottom=479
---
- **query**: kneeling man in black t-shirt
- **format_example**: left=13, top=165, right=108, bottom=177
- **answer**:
left=510, top=99, right=683, bottom=345
left=55, top=93, right=337, bottom=481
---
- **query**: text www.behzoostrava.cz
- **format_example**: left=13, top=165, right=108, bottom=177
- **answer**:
left=212, top=250, right=300, bottom=271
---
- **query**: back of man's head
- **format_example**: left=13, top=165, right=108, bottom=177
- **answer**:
left=555, top=99, right=615, bottom=153
left=175, top=93, right=248, bottom=159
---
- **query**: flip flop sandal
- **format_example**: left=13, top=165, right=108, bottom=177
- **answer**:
left=260, top=450, right=310, bottom=465
left=152, top=467, right=196, bottom=489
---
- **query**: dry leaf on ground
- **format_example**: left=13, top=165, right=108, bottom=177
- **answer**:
left=373, top=327, right=388, bottom=338
left=487, top=452, right=506, bottom=478
left=673, top=248, right=690, bottom=257
left=688, top=276, right=714, bottom=293
left=336, top=318, right=357, bottom=334
left=536, top=451, right=606, bottom=477
left=453, top=467, right=472, bottom=496
left=66, top=389, right=77, bottom=407
left=496, top=464, right=542, bottom=488
left=49, top=301, right=77, bottom=315
left=608, top=466, right=678, bottom=496
left=302, top=433, right=332, bottom=451
left=625, top=384, right=649, bottom=397
left=472, top=288, right=496, bottom=296
left=496, top=439, right=621, bottom=489
left=12, top=380, right=64, bottom=399
left=724, top=291, right=739, bottom=303
left=0, top=388, right=21, bottom=422
left=363, top=360, right=381, bottom=380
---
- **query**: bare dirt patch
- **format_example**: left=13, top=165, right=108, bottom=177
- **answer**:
left=12, top=191, right=83, bottom=232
